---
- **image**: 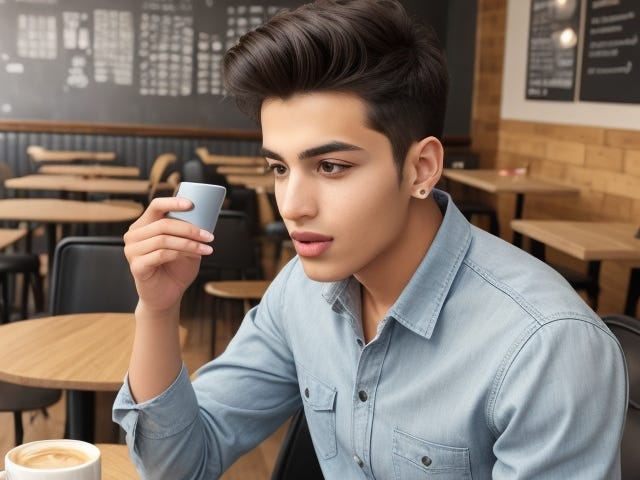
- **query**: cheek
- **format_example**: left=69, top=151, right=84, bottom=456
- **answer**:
left=334, top=181, right=408, bottom=248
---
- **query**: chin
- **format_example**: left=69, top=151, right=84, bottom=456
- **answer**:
left=299, top=259, right=352, bottom=283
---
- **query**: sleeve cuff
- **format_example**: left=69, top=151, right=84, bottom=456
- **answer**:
left=113, top=363, right=199, bottom=439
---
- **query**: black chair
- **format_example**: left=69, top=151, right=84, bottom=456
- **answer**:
left=182, top=158, right=207, bottom=183
left=271, top=408, right=324, bottom=480
left=49, top=236, right=138, bottom=315
left=602, top=314, right=640, bottom=480
left=48, top=236, right=138, bottom=441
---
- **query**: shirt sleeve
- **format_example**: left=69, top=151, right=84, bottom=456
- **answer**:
left=112, top=262, right=303, bottom=479
left=490, top=317, right=628, bottom=479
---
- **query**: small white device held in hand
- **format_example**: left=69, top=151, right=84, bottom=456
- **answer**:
left=166, top=182, right=227, bottom=233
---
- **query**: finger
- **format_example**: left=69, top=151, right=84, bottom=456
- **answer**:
left=128, top=197, right=193, bottom=230
left=125, top=231, right=212, bottom=264
left=125, top=215, right=213, bottom=246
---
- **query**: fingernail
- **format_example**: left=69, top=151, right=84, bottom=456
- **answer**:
left=201, top=230, right=214, bottom=241
left=178, top=198, right=191, bottom=208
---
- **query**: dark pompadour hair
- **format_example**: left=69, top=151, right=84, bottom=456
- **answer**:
left=222, top=0, right=449, bottom=172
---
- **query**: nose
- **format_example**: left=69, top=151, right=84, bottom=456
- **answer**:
left=277, top=172, right=317, bottom=222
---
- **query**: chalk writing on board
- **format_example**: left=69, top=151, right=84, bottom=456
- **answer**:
left=17, top=14, right=57, bottom=59
left=525, top=0, right=581, bottom=101
left=580, top=0, right=640, bottom=103
left=94, top=10, right=134, bottom=87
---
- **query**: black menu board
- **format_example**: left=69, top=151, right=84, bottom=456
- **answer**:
left=526, top=0, right=582, bottom=101
left=0, top=0, right=302, bottom=129
left=0, top=0, right=455, bottom=133
left=580, top=0, right=640, bottom=104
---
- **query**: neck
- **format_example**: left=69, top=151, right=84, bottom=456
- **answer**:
left=357, top=196, right=443, bottom=339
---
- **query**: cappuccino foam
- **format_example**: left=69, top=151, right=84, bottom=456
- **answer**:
left=11, top=445, right=92, bottom=469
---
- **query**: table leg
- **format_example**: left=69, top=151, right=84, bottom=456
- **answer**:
left=45, top=223, right=57, bottom=273
left=512, top=194, right=525, bottom=248
left=624, top=268, right=639, bottom=317
left=66, top=390, right=96, bottom=442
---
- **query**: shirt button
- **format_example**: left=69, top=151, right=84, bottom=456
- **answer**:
left=356, top=338, right=364, bottom=347
left=353, top=454, right=364, bottom=468
left=358, top=390, right=368, bottom=402
left=304, top=388, right=309, bottom=398
left=421, top=455, right=432, bottom=467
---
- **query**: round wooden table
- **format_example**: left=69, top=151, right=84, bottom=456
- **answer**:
left=5, top=174, right=151, bottom=196
left=0, top=313, right=138, bottom=390
left=0, top=313, right=187, bottom=441
left=0, top=198, right=143, bottom=227
left=38, top=165, right=141, bottom=178
left=98, top=443, right=140, bottom=479
left=0, top=198, right=143, bottom=267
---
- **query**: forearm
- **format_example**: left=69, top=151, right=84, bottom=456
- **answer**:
left=128, top=301, right=183, bottom=403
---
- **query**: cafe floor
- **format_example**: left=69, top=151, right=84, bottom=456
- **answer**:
left=0, top=281, right=287, bottom=478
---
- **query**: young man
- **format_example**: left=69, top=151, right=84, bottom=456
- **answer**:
left=114, top=1, right=627, bottom=478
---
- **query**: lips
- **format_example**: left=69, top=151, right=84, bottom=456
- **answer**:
left=290, top=231, right=333, bottom=257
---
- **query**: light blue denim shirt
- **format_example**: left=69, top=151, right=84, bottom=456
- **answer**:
left=114, top=190, right=627, bottom=479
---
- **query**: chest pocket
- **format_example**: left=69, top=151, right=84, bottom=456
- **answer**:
left=392, top=428, right=472, bottom=479
left=297, top=365, right=338, bottom=460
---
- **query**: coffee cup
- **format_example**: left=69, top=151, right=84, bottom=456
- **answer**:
left=165, top=182, right=227, bottom=234
left=1, top=439, right=101, bottom=479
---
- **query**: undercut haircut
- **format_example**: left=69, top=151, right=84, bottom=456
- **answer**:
left=222, top=0, right=449, bottom=175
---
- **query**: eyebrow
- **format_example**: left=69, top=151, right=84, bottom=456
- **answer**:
left=260, top=141, right=364, bottom=162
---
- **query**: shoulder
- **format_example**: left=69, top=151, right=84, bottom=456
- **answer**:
left=487, top=315, right=626, bottom=435
left=460, top=226, right=598, bottom=326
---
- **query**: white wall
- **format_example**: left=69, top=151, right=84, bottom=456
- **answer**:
left=501, top=0, right=640, bottom=130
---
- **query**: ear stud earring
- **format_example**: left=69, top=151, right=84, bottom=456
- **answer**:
left=419, top=189, right=428, bottom=198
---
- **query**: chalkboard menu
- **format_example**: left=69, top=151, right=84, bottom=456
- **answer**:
left=0, top=0, right=302, bottom=130
left=0, top=0, right=459, bottom=135
left=580, top=0, right=640, bottom=104
left=525, top=0, right=581, bottom=101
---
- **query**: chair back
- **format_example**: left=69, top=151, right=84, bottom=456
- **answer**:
left=148, top=153, right=177, bottom=185
left=602, top=314, right=640, bottom=479
left=199, top=210, right=261, bottom=280
left=49, top=236, right=138, bottom=314
left=182, top=159, right=207, bottom=183
left=271, top=408, right=323, bottom=480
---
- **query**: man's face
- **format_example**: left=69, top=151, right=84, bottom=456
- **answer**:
left=261, top=92, right=415, bottom=282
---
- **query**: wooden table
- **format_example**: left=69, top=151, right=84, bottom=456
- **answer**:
left=38, top=165, right=140, bottom=178
left=196, top=148, right=264, bottom=167
left=5, top=174, right=151, bottom=197
left=218, top=165, right=267, bottom=175
left=442, top=169, right=579, bottom=246
left=0, top=313, right=187, bottom=442
left=0, top=198, right=143, bottom=268
left=511, top=220, right=640, bottom=315
left=27, top=146, right=116, bottom=163
left=98, top=444, right=140, bottom=479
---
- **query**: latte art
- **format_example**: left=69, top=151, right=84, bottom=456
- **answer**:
left=12, top=446, right=92, bottom=469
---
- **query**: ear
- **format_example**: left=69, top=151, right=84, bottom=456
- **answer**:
left=404, top=136, right=443, bottom=199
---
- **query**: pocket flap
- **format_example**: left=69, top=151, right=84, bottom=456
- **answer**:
left=298, top=368, right=337, bottom=411
left=393, top=428, right=470, bottom=472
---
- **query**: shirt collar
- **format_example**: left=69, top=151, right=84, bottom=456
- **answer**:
left=322, top=189, right=472, bottom=339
